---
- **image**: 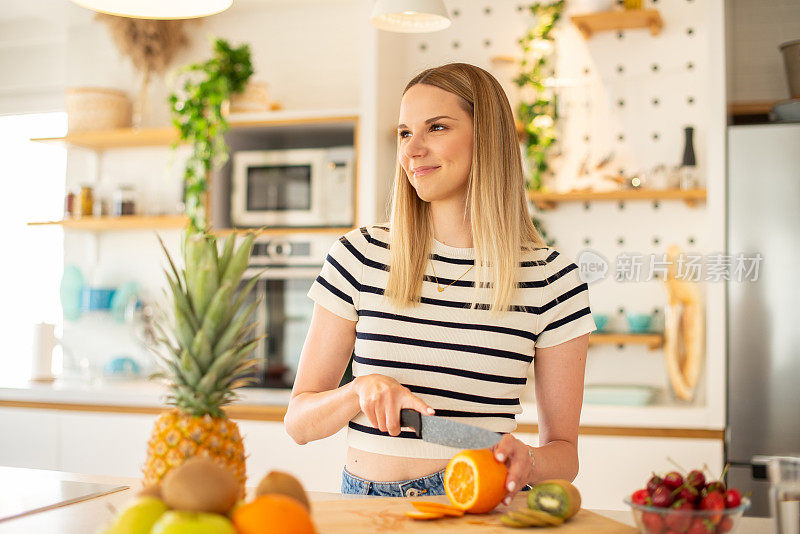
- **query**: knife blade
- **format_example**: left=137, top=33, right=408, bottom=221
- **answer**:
left=400, top=409, right=502, bottom=449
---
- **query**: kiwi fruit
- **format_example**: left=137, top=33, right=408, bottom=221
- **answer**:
left=526, top=479, right=581, bottom=520
left=161, top=457, right=239, bottom=514
left=513, top=508, right=564, bottom=526
left=255, top=470, right=310, bottom=511
left=136, top=484, right=162, bottom=500
left=499, top=514, right=530, bottom=528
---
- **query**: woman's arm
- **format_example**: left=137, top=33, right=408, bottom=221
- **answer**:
left=284, top=303, right=361, bottom=445
left=284, top=303, right=435, bottom=445
left=492, top=333, right=588, bottom=503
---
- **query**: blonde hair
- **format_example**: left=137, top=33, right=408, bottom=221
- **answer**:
left=386, top=63, right=546, bottom=314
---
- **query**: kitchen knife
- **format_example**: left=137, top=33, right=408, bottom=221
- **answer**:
left=399, top=409, right=502, bottom=449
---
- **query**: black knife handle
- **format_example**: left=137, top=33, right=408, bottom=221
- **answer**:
left=400, top=409, right=422, bottom=438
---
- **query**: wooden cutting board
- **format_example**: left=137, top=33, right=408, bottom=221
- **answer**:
left=311, top=494, right=637, bottom=533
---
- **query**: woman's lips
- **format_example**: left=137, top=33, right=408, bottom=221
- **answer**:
left=413, top=166, right=440, bottom=177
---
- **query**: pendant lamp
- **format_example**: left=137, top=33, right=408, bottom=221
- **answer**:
left=370, top=0, right=451, bottom=33
left=70, top=0, right=232, bottom=19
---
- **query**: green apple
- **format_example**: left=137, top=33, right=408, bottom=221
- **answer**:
left=151, top=511, right=236, bottom=534
left=103, top=496, right=168, bottom=534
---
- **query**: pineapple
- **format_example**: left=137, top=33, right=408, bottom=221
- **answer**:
left=143, top=229, right=261, bottom=496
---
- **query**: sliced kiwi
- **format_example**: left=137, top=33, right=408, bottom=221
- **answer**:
left=500, top=514, right=531, bottom=528
left=507, top=510, right=547, bottom=527
left=526, top=479, right=581, bottom=520
left=513, top=508, right=564, bottom=526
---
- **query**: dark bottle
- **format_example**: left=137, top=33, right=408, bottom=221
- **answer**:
left=679, top=126, right=697, bottom=190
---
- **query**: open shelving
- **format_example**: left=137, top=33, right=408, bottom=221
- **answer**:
left=28, top=215, right=188, bottom=231
left=528, top=188, right=707, bottom=210
left=589, top=332, right=664, bottom=351
left=570, top=9, right=663, bottom=39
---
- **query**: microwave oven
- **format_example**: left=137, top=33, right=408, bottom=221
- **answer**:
left=231, top=146, right=355, bottom=227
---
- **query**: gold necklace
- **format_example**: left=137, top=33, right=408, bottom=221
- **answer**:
left=430, top=259, right=474, bottom=293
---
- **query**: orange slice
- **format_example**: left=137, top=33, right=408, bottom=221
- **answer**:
left=444, top=449, right=508, bottom=514
left=405, top=510, right=445, bottom=520
left=410, top=502, right=465, bottom=516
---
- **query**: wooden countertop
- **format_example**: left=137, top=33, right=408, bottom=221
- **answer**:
left=0, top=467, right=773, bottom=534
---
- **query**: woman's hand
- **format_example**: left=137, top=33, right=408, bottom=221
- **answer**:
left=352, top=374, right=435, bottom=436
left=492, top=434, right=536, bottom=505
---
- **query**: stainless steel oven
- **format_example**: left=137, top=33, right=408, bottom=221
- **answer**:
left=239, top=233, right=339, bottom=389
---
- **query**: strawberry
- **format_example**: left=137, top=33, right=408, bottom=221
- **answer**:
left=724, top=488, right=742, bottom=508
left=642, top=511, right=665, bottom=534
left=687, top=518, right=716, bottom=534
left=700, top=491, right=725, bottom=524
left=633, top=488, right=651, bottom=505
left=716, top=516, right=734, bottom=533
left=665, top=500, right=693, bottom=532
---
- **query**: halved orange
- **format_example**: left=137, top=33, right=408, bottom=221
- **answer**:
left=405, top=510, right=445, bottom=520
left=444, top=449, right=508, bottom=514
left=410, top=501, right=465, bottom=516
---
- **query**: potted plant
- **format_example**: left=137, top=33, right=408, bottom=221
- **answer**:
left=169, top=38, right=254, bottom=232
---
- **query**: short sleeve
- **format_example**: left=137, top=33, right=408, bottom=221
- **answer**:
left=307, top=231, right=364, bottom=322
left=535, top=250, right=597, bottom=348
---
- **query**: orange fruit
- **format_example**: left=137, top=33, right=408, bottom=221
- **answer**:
left=232, top=494, right=315, bottom=534
left=405, top=510, right=445, bottom=520
left=444, top=449, right=508, bottom=514
left=410, top=501, right=465, bottom=516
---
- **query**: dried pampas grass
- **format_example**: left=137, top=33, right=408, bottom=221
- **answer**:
left=95, top=14, right=193, bottom=77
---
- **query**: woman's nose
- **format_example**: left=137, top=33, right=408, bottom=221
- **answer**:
left=402, top=133, right=427, bottom=159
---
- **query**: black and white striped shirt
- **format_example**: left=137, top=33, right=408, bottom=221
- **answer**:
left=307, top=225, right=596, bottom=458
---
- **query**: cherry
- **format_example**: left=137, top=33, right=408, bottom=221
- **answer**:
left=665, top=500, right=693, bottom=532
left=664, top=471, right=684, bottom=490
left=705, top=481, right=726, bottom=495
left=648, top=474, right=665, bottom=495
left=652, top=485, right=675, bottom=508
left=687, top=469, right=706, bottom=491
left=675, top=484, right=698, bottom=505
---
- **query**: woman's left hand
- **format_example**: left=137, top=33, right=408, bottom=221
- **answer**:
left=492, top=434, right=535, bottom=505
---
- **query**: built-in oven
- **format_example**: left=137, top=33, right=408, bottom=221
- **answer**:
left=239, top=232, right=340, bottom=389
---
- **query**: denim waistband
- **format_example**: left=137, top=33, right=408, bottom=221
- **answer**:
left=341, top=466, right=447, bottom=497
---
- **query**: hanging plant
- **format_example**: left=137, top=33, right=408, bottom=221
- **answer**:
left=168, top=38, right=254, bottom=232
left=514, top=0, right=565, bottom=191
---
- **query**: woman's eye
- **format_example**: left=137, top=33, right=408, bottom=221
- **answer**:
left=430, top=123, right=446, bottom=131
left=399, top=130, right=410, bottom=138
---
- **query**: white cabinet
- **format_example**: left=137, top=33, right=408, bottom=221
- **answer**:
left=59, top=412, right=156, bottom=478
left=238, top=421, right=347, bottom=493
left=574, top=435, right=724, bottom=511
left=0, top=408, right=60, bottom=470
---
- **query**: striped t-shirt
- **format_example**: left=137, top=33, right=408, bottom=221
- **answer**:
left=306, top=225, right=596, bottom=459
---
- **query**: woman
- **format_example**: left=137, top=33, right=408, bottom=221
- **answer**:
left=284, top=63, right=595, bottom=504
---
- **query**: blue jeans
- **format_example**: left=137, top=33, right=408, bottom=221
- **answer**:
left=341, top=466, right=446, bottom=497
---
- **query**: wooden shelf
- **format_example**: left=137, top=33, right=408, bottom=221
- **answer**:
left=728, top=100, right=780, bottom=116
left=31, top=109, right=359, bottom=150
left=32, top=127, right=180, bottom=150
left=528, top=188, right=706, bottom=210
left=589, top=332, right=664, bottom=351
left=28, top=215, right=188, bottom=231
left=213, top=226, right=355, bottom=237
left=570, top=9, right=663, bottom=39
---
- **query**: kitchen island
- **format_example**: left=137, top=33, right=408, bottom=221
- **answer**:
left=0, top=467, right=773, bottom=533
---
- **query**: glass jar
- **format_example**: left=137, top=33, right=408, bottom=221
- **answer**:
left=78, top=186, right=94, bottom=218
left=113, top=185, right=136, bottom=217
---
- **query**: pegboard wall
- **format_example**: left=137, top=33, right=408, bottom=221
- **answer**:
left=371, top=0, right=725, bottom=406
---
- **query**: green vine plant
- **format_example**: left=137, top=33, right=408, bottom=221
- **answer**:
left=168, top=38, right=254, bottom=232
left=514, top=0, right=565, bottom=192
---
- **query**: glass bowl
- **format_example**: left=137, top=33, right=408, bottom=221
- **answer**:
left=624, top=496, right=751, bottom=534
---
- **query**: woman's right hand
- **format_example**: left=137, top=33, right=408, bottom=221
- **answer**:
left=352, top=374, right=435, bottom=436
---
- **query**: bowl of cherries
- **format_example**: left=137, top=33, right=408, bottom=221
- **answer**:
left=624, top=466, right=750, bottom=534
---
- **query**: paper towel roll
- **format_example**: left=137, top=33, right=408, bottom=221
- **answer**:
left=31, top=323, right=57, bottom=382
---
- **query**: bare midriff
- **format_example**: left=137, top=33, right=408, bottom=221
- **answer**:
left=346, top=447, right=449, bottom=482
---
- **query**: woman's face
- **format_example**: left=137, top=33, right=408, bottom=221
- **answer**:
left=397, top=84, right=474, bottom=204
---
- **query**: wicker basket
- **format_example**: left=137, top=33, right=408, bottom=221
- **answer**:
left=229, top=81, right=271, bottom=113
left=66, top=87, right=132, bottom=133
